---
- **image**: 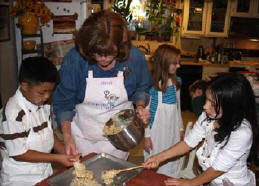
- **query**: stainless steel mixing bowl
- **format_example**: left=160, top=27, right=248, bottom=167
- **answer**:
left=104, top=109, right=144, bottom=151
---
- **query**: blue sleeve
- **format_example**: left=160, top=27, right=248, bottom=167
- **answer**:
left=125, top=46, right=153, bottom=105
left=53, top=48, right=87, bottom=126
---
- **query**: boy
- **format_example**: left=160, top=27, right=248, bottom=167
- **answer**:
left=189, top=80, right=208, bottom=118
left=0, top=57, right=78, bottom=186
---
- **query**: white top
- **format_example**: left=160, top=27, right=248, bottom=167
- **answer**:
left=0, top=88, right=54, bottom=186
left=185, top=112, right=255, bottom=186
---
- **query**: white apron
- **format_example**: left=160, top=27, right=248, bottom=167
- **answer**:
left=71, top=71, right=133, bottom=159
left=1, top=100, right=54, bottom=186
left=144, top=88, right=182, bottom=177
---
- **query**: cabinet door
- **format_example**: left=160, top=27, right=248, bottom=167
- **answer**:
left=182, top=0, right=208, bottom=36
left=231, top=0, right=254, bottom=17
left=205, top=0, right=231, bottom=37
left=254, top=0, right=259, bottom=17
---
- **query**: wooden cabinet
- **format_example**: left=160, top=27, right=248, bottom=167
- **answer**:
left=182, top=0, right=207, bottom=36
left=253, top=0, right=259, bottom=17
left=231, top=0, right=259, bottom=18
left=182, top=0, right=231, bottom=37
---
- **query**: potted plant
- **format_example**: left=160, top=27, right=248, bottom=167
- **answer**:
left=112, top=0, right=133, bottom=24
left=146, top=0, right=176, bottom=41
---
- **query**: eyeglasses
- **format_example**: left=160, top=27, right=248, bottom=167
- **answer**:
left=94, top=53, right=116, bottom=60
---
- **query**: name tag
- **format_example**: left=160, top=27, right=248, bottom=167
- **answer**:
left=100, top=81, right=112, bottom=86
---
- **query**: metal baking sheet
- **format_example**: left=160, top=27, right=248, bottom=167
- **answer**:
left=47, top=153, right=142, bottom=186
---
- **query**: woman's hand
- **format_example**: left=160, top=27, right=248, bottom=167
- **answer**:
left=142, top=154, right=161, bottom=169
left=144, top=137, right=153, bottom=154
left=136, top=106, right=150, bottom=125
left=164, top=178, right=192, bottom=186
left=63, top=134, right=78, bottom=156
left=61, top=121, right=78, bottom=156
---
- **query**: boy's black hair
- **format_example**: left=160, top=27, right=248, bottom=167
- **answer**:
left=19, top=57, right=59, bottom=85
left=189, top=79, right=208, bottom=93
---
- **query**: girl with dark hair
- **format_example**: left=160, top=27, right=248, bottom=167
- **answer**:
left=143, top=73, right=257, bottom=185
left=144, top=44, right=184, bottom=177
left=53, top=10, right=153, bottom=159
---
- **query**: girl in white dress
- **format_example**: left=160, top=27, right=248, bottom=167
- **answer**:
left=144, top=44, right=185, bottom=177
left=143, top=73, right=257, bottom=186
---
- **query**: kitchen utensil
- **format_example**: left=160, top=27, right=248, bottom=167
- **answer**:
left=101, top=165, right=143, bottom=185
left=115, top=165, right=143, bottom=173
left=104, top=109, right=144, bottom=151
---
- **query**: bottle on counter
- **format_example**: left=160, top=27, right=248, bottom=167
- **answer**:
left=196, top=45, right=205, bottom=62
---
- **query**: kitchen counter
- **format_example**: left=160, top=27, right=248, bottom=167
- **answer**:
left=35, top=153, right=171, bottom=186
left=180, top=60, right=259, bottom=67
left=146, top=54, right=259, bottom=72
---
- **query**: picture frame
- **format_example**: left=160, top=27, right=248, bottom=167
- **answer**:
left=0, top=5, right=10, bottom=42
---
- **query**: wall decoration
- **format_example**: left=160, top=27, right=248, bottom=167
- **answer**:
left=43, top=39, right=74, bottom=65
left=0, top=5, right=10, bottom=42
left=52, top=13, right=78, bottom=34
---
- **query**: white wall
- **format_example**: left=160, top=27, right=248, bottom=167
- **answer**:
left=15, top=0, right=87, bottom=68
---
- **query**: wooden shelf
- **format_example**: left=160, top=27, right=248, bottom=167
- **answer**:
left=21, top=28, right=44, bottom=60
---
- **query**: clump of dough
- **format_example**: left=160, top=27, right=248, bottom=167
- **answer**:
left=101, top=169, right=120, bottom=185
left=70, top=161, right=101, bottom=186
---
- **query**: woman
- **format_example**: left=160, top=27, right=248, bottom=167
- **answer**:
left=53, top=10, right=153, bottom=160
left=143, top=73, right=257, bottom=185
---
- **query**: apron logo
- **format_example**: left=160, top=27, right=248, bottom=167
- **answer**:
left=104, top=90, right=119, bottom=108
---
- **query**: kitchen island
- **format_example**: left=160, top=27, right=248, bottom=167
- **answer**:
left=35, top=153, right=171, bottom=186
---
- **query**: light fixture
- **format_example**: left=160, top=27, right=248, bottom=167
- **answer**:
left=194, top=7, right=202, bottom=14
left=249, top=39, right=259, bottom=42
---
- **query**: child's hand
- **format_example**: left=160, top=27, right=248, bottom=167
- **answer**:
left=144, top=137, right=153, bottom=154
left=69, top=154, right=82, bottom=162
left=142, top=155, right=161, bottom=169
left=180, top=131, right=185, bottom=141
left=137, top=107, right=150, bottom=126
left=57, top=154, right=79, bottom=167
left=164, top=178, right=192, bottom=186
